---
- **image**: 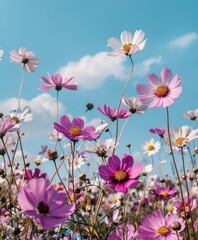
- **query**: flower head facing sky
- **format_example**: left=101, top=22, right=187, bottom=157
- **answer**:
left=142, top=138, right=161, bottom=156
left=98, top=154, right=142, bottom=193
left=0, top=118, right=17, bottom=138
left=138, top=210, right=185, bottom=240
left=164, top=125, right=198, bottom=148
left=39, top=72, right=77, bottom=91
left=136, top=68, right=182, bottom=108
left=151, top=185, right=179, bottom=200
left=18, top=178, right=75, bottom=230
left=98, top=104, right=130, bottom=121
left=10, top=47, right=39, bottom=72
left=54, top=115, right=99, bottom=141
left=107, top=29, right=147, bottom=56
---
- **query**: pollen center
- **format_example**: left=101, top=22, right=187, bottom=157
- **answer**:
left=11, top=117, right=19, bottom=123
left=156, top=86, right=169, bottom=97
left=160, top=191, right=168, bottom=197
left=37, top=201, right=49, bottom=214
left=114, top=170, right=127, bottom=181
left=69, top=126, right=81, bottom=136
left=123, top=43, right=132, bottom=53
left=147, top=144, right=154, bottom=151
left=157, top=226, right=169, bottom=236
left=176, top=137, right=185, bottom=146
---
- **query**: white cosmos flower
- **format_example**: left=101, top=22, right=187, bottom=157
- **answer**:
left=9, top=106, right=33, bottom=125
left=84, top=138, right=117, bottom=157
left=107, top=29, right=147, bottom=56
left=142, top=164, right=153, bottom=174
left=122, top=96, right=147, bottom=114
left=164, top=125, right=198, bottom=148
left=184, top=109, right=198, bottom=121
left=73, top=155, right=86, bottom=170
left=142, top=138, right=161, bottom=156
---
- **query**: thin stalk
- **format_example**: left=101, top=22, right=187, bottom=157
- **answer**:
left=17, top=131, right=27, bottom=174
left=18, top=67, right=25, bottom=109
left=113, top=56, right=134, bottom=154
left=165, top=107, right=190, bottom=239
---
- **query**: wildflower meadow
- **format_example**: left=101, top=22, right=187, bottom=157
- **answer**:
left=0, top=28, right=198, bottom=240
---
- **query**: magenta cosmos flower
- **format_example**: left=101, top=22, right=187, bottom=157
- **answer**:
left=174, top=196, right=196, bottom=216
left=151, top=185, right=178, bottom=200
left=98, top=154, right=142, bottom=193
left=18, top=178, right=75, bottom=230
left=54, top=115, right=99, bottom=141
left=10, top=47, right=39, bottom=72
left=138, top=210, right=185, bottom=240
left=149, top=127, right=166, bottom=138
left=136, top=68, right=182, bottom=108
left=98, top=104, right=130, bottom=121
left=39, top=72, right=77, bottom=91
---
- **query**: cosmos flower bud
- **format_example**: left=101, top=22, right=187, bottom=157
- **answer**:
left=47, top=149, right=58, bottom=161
left=86, top=103, right=94, bottom=110
left=171, top=221, right=181, bottom=231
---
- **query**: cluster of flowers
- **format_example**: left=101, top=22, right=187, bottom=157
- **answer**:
left=0, top=29, right=198, bottom=240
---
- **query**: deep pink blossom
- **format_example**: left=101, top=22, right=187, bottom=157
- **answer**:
left=54, top=115, right=99, bottom=141
left=98, top=104, right=131, bottom=121
left=25, top=168, right=47, bottom=181
left=149, top=127, right=166, bottom=138
left=98, top=154, right=142, bottom=193
left=138, top=210, right=185, bottom=240
left=18, top=178, right=75, bottom=230
left=39, top=72, right=77, bottom=91
left=136, top=68, right=182, bottom=108
left=174, top=196, right=196, bottom=216
left=10, top=47, right=39, bottom=72
left=151, top=185, right=178, bottom=200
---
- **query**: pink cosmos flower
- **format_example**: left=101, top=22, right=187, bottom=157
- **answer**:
left=174, top=196, right=196, bottom=216
left=54, top=115, right=99, bottom=141
left=108, top=224, right=138, bottom=240
left=107, top=29, right=147, bottom=56
left=0, top=119, right=17, bottom=138
left=151, top=185, right=179, bottom=200
left=136, top=68, right=182, bottom=108
left=98, top=104, right=131, bottom=121
left=10, top=47, right=39, bottom=72
left=149, top=127, right=166, bottom=138
left=18, top=178, right=75, bottom=230
left=138, top=210, right=185, bottom=240
left=184, top=109, right=198, bottom=121
left=98, top=154, right=142, bottom=193
left=0, top=49, right=4, bottom=60
left=39, top=72, right=77, bottom=91
left=25, top=168, right=47, bottom=181
left=122, top=96, right=147, bottom=114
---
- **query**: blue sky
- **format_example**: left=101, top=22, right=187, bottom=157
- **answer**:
left=0, top=1, right=198, bottom=175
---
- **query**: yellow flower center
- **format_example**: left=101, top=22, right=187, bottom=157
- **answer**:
left=156, top=86, right=169, bottom=97
left=160, top=191, right=168, bottom=197
left=69, top=126, right=81, bottom=136
left=111, top=198, right=117, bottom=204
left=157, top=226, right=169, bottom=236
left=34, top=159, right=41, bottom=165
left=168, top=206, right=174, bottom=213
left=123, top=43, right=132, bottom=53
left=176, top=137, right=185, bottom=146
left=11, top=117, right=19, bottom=123
left=147, top=144, right=154, bottom=151
left=71, top=193, right=76, bottom=202
left=114, top=170, right=127, bottom=181
left=55, top=184, right=62, bottom=191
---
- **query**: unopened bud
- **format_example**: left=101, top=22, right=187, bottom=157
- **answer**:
left=47, top=150, right=58, bottom=161
left=86, top=103, right=94, bottom=110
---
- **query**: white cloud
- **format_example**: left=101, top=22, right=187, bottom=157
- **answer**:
left=133, top=56, right=162, bottom=77
left=58, top=52, right=128, bottom=89
left=0, top=93, right=66, bottom=137
left=168, top=32, right=198, bottom=48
